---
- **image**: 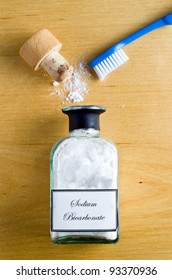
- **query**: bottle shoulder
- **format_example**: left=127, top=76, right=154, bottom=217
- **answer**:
left=50, top=135, right=117, bottom=162
left=50, top=137, right=69, bottom=160
left=99, top=136, right=117, bottom=150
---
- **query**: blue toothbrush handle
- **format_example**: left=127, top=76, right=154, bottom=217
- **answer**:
left=110, top=13, right=172, bottom=52
left=90, top=13, right=172, bottom=69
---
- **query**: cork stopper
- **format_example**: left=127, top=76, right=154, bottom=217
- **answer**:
left=19, top=29, right=73, bottom=82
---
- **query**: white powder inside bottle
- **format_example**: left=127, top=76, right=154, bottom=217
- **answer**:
left=49, top=62, right=92, bottom=103
left=51, top=129, right=118, bottom=241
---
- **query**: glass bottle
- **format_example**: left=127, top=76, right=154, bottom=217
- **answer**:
left=50, top=105, right=119, bottom=244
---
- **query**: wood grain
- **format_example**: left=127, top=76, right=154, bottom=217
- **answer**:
left=0, top=0, right=172, bottom=260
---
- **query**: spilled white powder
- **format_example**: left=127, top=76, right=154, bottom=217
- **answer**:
left=52, top=81, right=59, bottom=87
left=50, top=62, right=91, bottom=103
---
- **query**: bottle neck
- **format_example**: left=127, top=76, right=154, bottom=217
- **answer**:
left=69, top=128, right=100, bottom=137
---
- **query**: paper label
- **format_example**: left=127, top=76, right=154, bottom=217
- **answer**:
left=51, top=189, right=118, bottom=232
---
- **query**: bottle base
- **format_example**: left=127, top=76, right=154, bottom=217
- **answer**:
left=51, top=233, right=119, bottom=245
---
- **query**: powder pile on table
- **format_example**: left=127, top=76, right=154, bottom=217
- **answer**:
left=50, top=62, right=92, bottom=103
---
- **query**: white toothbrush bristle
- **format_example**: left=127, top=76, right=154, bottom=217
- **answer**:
left=93, top=49, right=129, bottom=80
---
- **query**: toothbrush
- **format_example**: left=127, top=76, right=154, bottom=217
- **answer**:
left=89, top=13, right=172, bottom=80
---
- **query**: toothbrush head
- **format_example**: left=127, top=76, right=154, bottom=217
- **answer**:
left=90, top=12, right=172, bottom=80
left=90, top=48, right=129, bottom=80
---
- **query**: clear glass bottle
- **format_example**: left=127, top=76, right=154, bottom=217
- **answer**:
left=50, top=105, right=119, bottom=244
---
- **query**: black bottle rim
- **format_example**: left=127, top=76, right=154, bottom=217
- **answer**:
left=62, top=105, right=106, bottom=112
left=62, top=105, right=106, bottom=131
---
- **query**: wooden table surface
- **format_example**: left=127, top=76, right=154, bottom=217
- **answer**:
left=0, top=0, right=172, bottom=260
